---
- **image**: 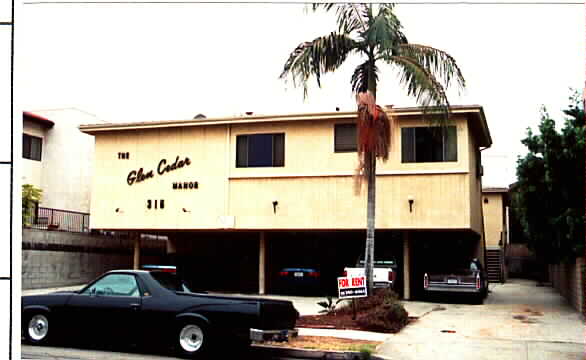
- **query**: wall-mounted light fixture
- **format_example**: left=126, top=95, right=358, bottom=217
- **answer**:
left=272, top=201, right=278, bottom=214
left=407, top=195, right=414, bottom=213
left=115, top=208, right=124, bottom=213
left=182, top=208, right=191, bottom=213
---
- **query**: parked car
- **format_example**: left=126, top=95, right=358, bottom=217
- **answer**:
left=277, top=267, right=322, bottom=294
left=22, top=269, right=299, bottom=358
left=423, top=258, right=489, bottom=303
left=343, top=257, right=398, bottom=289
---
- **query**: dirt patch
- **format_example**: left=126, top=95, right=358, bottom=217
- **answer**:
left=255, top=335, right=382, bottom=352
left=523, top=308, right=544, bottom=316
left=513, top=314, right=540, bottom=324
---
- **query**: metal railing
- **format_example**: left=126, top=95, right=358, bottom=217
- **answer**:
left=25, top=206, right=90, bottom=233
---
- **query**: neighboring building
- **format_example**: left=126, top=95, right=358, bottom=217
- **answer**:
left=23, top=108, right=100, bottom=217
left=482, top=187, right=509, bottom=283
left=79, top=106, right=492, bottom=299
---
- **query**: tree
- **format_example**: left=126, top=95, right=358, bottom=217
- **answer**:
left=280, top=4, right=465, bottom=293
left=22, top=184, right=42, bottom=226
left=512, top=90, right=584, bottom=264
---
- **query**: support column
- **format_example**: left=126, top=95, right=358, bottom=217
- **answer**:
left=403, top=233, right=411, bottom=300
left=133, top=233, right=141, bottom=270
left=166, top=236, right=178, bottom=265
left=259, top=232, right=266, bottom=295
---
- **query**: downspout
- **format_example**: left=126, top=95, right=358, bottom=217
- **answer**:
left=479, top=147, right=488, bottom=270
left=225, top=124, right=231, bottom=219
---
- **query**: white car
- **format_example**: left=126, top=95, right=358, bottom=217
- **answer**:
left=343, top=259, right=397, bottom=289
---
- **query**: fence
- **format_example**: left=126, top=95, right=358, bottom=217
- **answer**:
left=549, top=257, right=585, bottom=317
left=25, top=206, right=90, bottom=233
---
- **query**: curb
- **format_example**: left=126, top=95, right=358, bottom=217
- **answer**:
left=251, top=344, right=376, bottom=359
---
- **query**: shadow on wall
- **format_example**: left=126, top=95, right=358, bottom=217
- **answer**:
left=22, top=228, right=167, bottom=290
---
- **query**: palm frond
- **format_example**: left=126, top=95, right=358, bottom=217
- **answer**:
left=388, top=55, right=452, bottom=121
left=353, top=91, right=392, bottom=193
left=398, top=44, right=466, bottom=93
left=365, top=4, right=407, bottom=56
left=351, top=61, right=378, bottom=94
left=280, top=33, right=358, bottom=98
left=313, top=3, right=369, bottom=35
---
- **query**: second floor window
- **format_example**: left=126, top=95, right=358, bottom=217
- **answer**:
left=236, top=133, right=285, bottom=167
left=23, top=134, right=43, bottom=161
left=401, top=126, right=457, bottom=163
left=334, top=123, right=357, bottom=152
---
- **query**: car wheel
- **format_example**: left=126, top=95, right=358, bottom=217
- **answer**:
left=24, top=313, right=50, bottom=345
left=176, top=321, right=209, bottom=358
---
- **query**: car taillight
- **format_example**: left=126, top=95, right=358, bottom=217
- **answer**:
left=476, top=274, right=481, bottom=289
left=389, top=271, right=396, bottom=282
left=279, top=271, right=288, bottom=277
left=308, top=271, right=320, bottom=278
left=424, top=273, right=429, bottom=289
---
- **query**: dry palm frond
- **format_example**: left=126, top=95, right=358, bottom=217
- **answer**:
left=354, top=92, right=392, bottom=193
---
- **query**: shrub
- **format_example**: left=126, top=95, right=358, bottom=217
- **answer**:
left=337, top=287, right=409, bottom=333
left=356, top=301, right=409, bottom=333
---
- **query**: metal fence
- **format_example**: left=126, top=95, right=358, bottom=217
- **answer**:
left=25, top=206, right=90, bottom=233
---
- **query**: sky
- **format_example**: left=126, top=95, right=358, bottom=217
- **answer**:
left=17, top=0, right=585, bottom=187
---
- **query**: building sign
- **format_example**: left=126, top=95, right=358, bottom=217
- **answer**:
left=127, top=156, right=191, bottom=186
left=337, top=276, right=367, bottom=299
left=173, top=181, right=198, bottom=190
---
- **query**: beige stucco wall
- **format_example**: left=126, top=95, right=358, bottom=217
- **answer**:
left=483, top=192, right=505, bottom=248
left=89, top=113, right=485, bottom=232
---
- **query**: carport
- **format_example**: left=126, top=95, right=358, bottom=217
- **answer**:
left=162, top=230, right=404, bottom=297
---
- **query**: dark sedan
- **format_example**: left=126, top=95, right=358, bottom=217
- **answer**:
left=22, top=269, right=299, bottom=358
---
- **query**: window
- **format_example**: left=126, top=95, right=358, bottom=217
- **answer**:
left=236, top=133, right=284, bottom=167
left=82, top=274, right=140, bottom=297
left=334, top=124, right=357, bottom=152
left=401, top=126, right=457, bottom=163
left=23, top=134, right=42, bottom=161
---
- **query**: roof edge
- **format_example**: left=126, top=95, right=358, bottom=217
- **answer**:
left=79, top=105, right=488, bottom=134
left=23, top=111, right=55, bottom=128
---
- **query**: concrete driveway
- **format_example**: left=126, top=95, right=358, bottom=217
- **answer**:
left=377, top=278, right=585, bottom=360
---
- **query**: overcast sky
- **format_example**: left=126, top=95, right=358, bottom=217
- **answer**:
left=18, top=1, right=585, bottom=187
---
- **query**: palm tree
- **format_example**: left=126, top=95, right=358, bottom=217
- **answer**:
left=280, top=3, right=466, bottom=294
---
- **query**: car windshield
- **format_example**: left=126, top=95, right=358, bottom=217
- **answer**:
left=150, top=272, right=192, bottom=292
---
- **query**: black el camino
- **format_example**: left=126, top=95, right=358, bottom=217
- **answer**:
left=22, top=269, right=299, bottom=358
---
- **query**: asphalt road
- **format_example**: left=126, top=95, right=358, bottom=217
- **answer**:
left=21, top=344, right=333, bottom=360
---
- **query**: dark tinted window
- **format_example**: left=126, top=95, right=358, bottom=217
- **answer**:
left=236, top=133, right=285, bottom=167
left=334, top=124, right=357, bottom=152
left=23, top=134, right=42, bottom=161
left=401, top=126, right=457, bottom=163
left=150, top=271, right=192, bottom=292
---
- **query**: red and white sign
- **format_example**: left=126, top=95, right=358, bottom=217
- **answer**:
left=337, top=276, right=367, bottom=299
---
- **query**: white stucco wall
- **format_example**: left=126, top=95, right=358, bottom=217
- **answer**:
left=25, top=108, right=99, bottom=213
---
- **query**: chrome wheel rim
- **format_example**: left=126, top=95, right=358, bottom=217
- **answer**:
left=28, top=314, right=49, bottom=341
left=179, top=324, right=204, bottom=353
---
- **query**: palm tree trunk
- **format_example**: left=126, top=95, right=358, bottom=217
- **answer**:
left=364, top=56, right=377, bottom=295
left=364, top=151, right=376, bottom=294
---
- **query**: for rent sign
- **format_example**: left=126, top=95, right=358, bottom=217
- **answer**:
left=337, top=276, right=367, bottom=299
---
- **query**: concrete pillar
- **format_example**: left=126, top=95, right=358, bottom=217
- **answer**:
left=259, top=232, right=266, bottom=295
left=403, top=233, right=411, bottom=300
left=133, top=233, right=141, bottom=270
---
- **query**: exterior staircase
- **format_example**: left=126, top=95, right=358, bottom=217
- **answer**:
left=486, top=249, right=503, bottom=283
